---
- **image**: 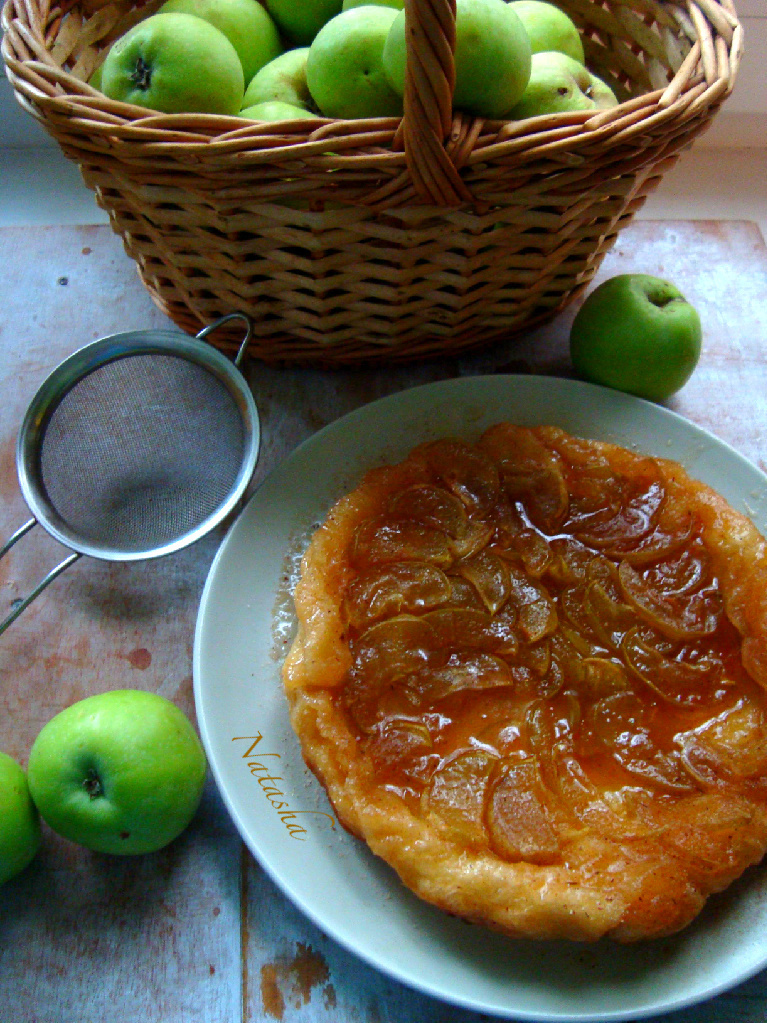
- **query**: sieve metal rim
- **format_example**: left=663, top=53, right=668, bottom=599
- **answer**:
left=15, top=328, right=261, bottom=562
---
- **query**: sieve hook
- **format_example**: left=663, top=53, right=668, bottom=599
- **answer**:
left=0, top=312, right=257, bottom=637
left=195, top=311, right=252, bottom=369
left=0, top=519, right=81, bottom=635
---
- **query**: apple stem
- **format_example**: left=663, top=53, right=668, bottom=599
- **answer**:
left=130, top=56, right=152, bottom=92
left=83, top=768, right=103, bottom=800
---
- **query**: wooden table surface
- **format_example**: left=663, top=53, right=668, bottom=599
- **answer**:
left=1, top=219, right=767, bottom=1023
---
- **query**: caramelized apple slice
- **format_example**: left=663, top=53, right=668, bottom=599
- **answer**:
left=354, top=614, right=436, bottom=686
left=480, top=424, right=569, bottom=531
left=388, top=484, right=470, bottom=538
left=584, top=581, right=639, bottom=651
left=506, top=563, right=557, bottom=642
left=456, top=550, right=510, bottom=615
left=643, top=537, right=711, bottom=595
left=423, top=606, right=519, bottom=659
left=345, top=561, right=452, bottom=628
left=681, top=699, right=767, bottom=782
left=622, top=626, right=720, bottom=707
left=511, top=531, right=554, bottom=578
left=509, top=639, right=561, bottom=697
left=548, top=631, right=587, bottom=689
left=544, top=536, right=597, bottom=587
left=575, top=465, right=664, bottom=551
left=423, top=748, right=498, bottom=846
left=365, top=718, right=433, bottom=784
left=343, top=666, right=417, bottom=733
left=407, top=651, right=514, bottom=704
left=617, top=518, right=696, bottom=566
left=618, top=561, right=723, bottom=640
left=562, top=452, right=624, bottom=532
left=417, top=440, right=501, bottom=514
left=582, top=657, right=632, bottom=698
left=351, top=518, right=453, bottom=568
left=487, top=757, right=561, bottom=864
left=388, top=485, right=495, bottom=560
left=559, top=587, right=607, bottom=652
left=550, top=747, right=650, bottom=836
left=582, top=692, right=696, bottom=793
left=491, top=501, right=553, bottom=576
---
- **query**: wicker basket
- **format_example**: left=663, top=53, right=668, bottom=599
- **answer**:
left=2, top=0, right=742, bottom=364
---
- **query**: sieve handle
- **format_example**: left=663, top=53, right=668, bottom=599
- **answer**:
left=196, top=312, right=253, bottom=369
left=0, top=518, right=81, bottom=636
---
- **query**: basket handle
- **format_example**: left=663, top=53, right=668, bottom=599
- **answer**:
left=401, top=0, right=474, bottom=205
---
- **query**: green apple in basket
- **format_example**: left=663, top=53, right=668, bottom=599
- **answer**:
left=0, top=752, right=41, bottom=885
left=307, top=6, right=403, bottom=119
left=509, top=0, right=585, bottom=63
left=242, top=47, right=314, bottom=111
left=159, top=0, right=283, bottom=84
left=263, top=0, right=343, bottom=45
left=569, top=274, right=703, bottom=402
left=342, top=0, right=404, bottom=9
left=240, top=100, right=321, bottom=120
left=101, top=11, right=244, bottom=115
left=507, top=51, right=617, bottom=118
left=27, top=690, right=207, bottom=855
left=383, top=0, right=532, bottom=119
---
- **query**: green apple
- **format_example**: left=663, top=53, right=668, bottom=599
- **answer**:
left=159, top=0, right=282, bottom=84
left=507, top=51, right=617, bottom=118
left=383, top=0, right=532, bottom=119
left=101, top=12, right=245, bottom=115
left=342, top=0, right=403, bottom=8
left=242, top=47, right=313, bottom=110
left=88, top=61, right=105, bottom=91
left=240, top=100, right=321, bottom=119
left=264, top=0, right=342, bottom=45
left=569, top=274, right=703, bottom=402
left=0, top=752, right=41, bottom=885
left=27, top=690, right=207, bottom=855
left=307, top=6, right=403, bottom=119
left=509, top=0, right=584, bottom=63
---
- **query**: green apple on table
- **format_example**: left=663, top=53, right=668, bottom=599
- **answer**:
left=0, top=751, right=41, bottom=885
left=569, top=274, right=703, bottom=402
left=159, top=0, right=282, bottom=85
left=507, top=51, right=616, bottom=118
left=383, top=0, right=532, bottom=119
left=101, top=11, right=244, bottom=115
left=264, top=0, right=343, bottom=45
left=307, top=6, right=403, bottom=119
left=509, top=0, right=584, bottom=63
left=241, top=100, right=321, bottom=119
left=27, top=690, right=207, bottom=856
left=242, top=47, right=313, bottom=111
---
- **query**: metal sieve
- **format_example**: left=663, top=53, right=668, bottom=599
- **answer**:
left=0, top=312, right=260, bottom=635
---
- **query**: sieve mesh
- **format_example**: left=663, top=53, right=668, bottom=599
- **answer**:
left=38, top=353, right=246, bottom=553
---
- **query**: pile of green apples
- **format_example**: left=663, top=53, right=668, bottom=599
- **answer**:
left=94, top=0, right=619, bottom=122
left=1, top=690, right=207, bottom=885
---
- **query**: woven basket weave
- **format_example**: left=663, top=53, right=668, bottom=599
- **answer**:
left=2, top=0, right=742, bottom=364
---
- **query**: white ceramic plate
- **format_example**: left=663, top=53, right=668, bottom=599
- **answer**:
left=194, top=375, right=767, bottom=1022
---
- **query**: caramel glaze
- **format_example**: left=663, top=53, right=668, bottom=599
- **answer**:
left=330, top=427, right=767, bottom=865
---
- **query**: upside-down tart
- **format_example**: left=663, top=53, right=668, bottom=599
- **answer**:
left=283, top=425, right=767, bottom=942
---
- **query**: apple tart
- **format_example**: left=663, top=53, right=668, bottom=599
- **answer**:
left=282, top=424, right=767, bottom=942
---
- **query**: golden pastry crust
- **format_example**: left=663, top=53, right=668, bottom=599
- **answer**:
left=283, top=425, right=767, bottom=942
